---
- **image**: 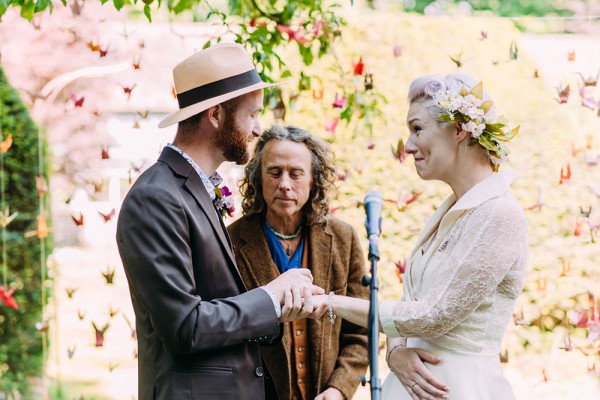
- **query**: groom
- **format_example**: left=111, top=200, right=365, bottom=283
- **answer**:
left=117, top=43, right=323, bottom=400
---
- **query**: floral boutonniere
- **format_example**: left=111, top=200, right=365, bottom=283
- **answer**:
left=213, top=185, right=235, bottom=218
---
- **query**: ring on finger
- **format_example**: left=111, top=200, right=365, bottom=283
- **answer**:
left=411, top=382, right=419, bottom=391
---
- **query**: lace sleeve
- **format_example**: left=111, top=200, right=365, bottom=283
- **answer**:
left=380, top=197, right=527, bottom=339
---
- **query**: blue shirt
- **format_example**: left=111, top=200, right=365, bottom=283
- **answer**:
left=262, top=218, right=304, bottom=273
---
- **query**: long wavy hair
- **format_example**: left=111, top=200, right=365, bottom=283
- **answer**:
left=239, top=125, right=336, bottom=225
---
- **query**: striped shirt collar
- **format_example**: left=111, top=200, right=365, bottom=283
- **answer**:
left=166, top=143, right=222, bottom=200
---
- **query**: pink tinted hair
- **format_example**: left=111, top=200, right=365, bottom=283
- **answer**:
left=407, top=73, right=497, bottom=126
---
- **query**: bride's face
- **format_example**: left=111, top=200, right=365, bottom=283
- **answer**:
left=404, top=102, right=458, bottom=182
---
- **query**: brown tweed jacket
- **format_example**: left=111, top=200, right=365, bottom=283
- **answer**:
left=228, top=214, right=369, bottom=400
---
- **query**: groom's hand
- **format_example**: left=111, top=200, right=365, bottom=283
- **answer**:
left=266, top=269, right=324, bottom=304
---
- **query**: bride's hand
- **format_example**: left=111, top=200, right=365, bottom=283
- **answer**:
left=388, top=347, right=448, bottom=400
left=307, top=294, right=328, bottom=320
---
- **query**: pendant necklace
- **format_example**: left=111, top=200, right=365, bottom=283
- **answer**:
left=266, top=222, right=303, bottom=256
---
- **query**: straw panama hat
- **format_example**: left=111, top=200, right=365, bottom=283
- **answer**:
left=159, top=43, right=285, bottom=128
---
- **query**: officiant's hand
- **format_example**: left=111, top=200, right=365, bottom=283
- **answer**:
left=388, top=347, right=448, bottom=400
left=314, top=387, right=344, bottom=400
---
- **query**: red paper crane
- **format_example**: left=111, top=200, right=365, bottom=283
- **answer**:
left=395, top=257, right=407, bottom=283
left=71, top=94, right=85, bottom=108
left=98, top=208, right=116, bottom=222
left=559, top=164, right=571, bottom=184
left=71, top=212, right=84, bottom=226
left=353, top=57, right=365, bottom=76
left=122, top=84, right=137, bottom=101
left=0, top=286, right=18, bottom=310
left=92, top=321, right=110, bottom=347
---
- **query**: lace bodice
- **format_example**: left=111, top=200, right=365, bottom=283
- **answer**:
left=380, top=172, right=528, bottom=354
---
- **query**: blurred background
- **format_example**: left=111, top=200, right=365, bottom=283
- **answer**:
left=0, top=0, right=599, bottom=398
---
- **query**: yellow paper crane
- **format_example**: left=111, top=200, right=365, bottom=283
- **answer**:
left=0, top=207, right=18, bottom=228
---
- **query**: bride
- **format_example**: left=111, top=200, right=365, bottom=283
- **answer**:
left=312, top=73, right=528, bottom=400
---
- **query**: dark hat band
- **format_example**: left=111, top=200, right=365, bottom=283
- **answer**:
left=177, top=69, right=263, bottom=108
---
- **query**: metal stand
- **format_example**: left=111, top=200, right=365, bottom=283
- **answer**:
left=361, top=244, right=381, bottom=400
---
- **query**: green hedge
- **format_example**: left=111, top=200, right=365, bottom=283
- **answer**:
left=0, top=67, right=51, bottom=398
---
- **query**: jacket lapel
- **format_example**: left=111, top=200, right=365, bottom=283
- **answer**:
left=237, top=215, right=281, bottom=288
left=158, top=147, right=244, bottom=290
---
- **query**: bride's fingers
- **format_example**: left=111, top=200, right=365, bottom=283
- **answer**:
left=410, top=382, right=441, bottom=400
left=405, top=384, right=420, bottom=400
left=417, top=366, right=448, bottom=393
left=412, top=376, right=447, bottom=399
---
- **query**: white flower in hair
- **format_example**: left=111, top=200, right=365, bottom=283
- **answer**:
left=434, top=81, right=520, bottom=172
left=462, top=121, right=486, bottom=138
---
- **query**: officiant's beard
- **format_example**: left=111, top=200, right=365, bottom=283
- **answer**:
left=215, top=113, right=251, bottom=165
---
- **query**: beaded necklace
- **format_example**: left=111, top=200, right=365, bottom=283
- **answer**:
left=265, top=222, right=303, bottom=256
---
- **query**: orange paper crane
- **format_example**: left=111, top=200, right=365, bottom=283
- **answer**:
left=0, top=133, right=13, bottom=153
left=559, top=164, right=571, bottom=184
left=24, top=213, right=50, bottom=239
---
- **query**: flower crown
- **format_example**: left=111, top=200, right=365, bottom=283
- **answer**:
left=433, top=82, right=519, bottom=172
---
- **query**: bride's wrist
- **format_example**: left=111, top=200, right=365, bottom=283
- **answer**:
left=385, top=343, right=406, bottom=365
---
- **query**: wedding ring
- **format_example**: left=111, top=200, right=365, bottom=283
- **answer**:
left=411, top=382, right=419, bottom=391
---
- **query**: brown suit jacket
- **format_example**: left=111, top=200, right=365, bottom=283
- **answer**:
left=117, top=147, right=280, bottom=400
left=228, top=214, right=369, bottom=400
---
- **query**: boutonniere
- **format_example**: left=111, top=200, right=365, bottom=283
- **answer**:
left=213, top=185, right=235, bottom=218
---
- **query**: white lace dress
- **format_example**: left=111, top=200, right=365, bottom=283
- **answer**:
left=379, top=171, right=528, bottom=400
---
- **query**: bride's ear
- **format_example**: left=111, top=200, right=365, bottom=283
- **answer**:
left=456, top=127, right=469, bottom=142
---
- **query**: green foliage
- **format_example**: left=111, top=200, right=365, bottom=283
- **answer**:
left=0, top=0, right=383, bottom=131
left=0, top=67, right=51, bottom=398
left=404, top=0, right=574, bottom=17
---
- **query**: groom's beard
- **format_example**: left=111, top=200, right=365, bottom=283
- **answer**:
left=215, top=113, right=250, bottom=165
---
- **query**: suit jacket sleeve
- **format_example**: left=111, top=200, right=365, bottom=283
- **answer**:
left=326, top=225, right=370, bottom=399
left=117, top=184, right=279, bottom=355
